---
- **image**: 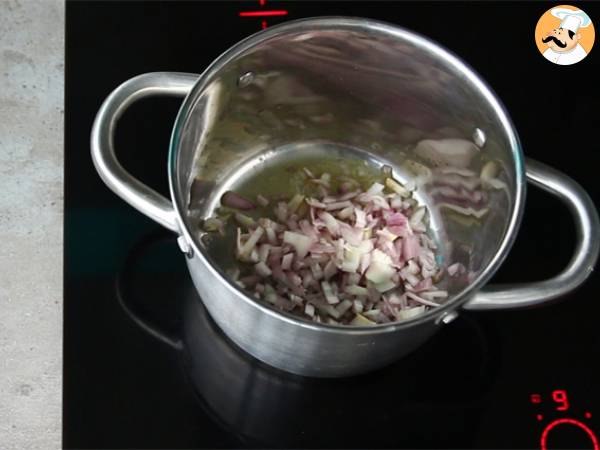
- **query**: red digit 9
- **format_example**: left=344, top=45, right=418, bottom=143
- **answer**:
left=552, top=390, right=569, bottom=411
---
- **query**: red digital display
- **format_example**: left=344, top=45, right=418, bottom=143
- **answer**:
left=552, top=390, right=569, bottom=411
left=238, top=0, right=289, bottom=30
left=530, top=389, right=597, bottom=450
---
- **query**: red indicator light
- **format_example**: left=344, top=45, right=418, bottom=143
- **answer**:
left=537, top=414, right=544, bottom=421
left=586, top=412, right=593, bottom=419
left=541, top=418, right=599, bottom=450
left=239, top=0, right=288, bottom=30
left=239, top=10, right=289, bottom=17
left=531, top=394, right=542, bottom=404
left=552, top=390, right=569, bottom=411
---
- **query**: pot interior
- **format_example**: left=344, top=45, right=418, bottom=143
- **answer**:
left=171, top=18, right=524, bottom=315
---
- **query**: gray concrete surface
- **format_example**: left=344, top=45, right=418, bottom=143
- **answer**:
left=0, top=0, right=64, bottom=448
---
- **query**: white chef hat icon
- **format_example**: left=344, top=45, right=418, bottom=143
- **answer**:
left=551, top=7, right=592, bottom=33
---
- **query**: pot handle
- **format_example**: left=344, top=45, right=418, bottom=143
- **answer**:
left=464, top=158, right=600, bottom=311
left=115, top=230, right=184, bottom=351
left=91, top=72, right=199, bottom=233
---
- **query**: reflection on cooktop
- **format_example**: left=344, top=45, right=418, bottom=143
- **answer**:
left=116, top=230, right=499, bottom=448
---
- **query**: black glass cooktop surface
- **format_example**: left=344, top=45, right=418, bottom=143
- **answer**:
left=65, top=2, right=600, bottom=448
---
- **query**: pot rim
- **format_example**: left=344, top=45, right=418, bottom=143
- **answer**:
left=167, top=16, right=526, bottom=335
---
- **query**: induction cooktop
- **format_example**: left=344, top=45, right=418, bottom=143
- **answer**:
left=64, top=2, right=600, bottom=448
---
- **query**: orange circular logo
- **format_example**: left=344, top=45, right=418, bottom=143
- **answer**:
left=535, top=5, right=595, bottom=65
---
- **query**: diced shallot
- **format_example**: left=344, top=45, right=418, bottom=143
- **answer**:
left=281, top=253, right=294, bottom=270
left=283, top=231, right=313, bottom=259
left=385, top=178, right=409, bottom=197
left=396, top=306, right=425, bottom=320
left=406, top=291, right=442, bottom=307
left=402, top=235, right=421, bottom=260
left=335, top=299, right=353, bottom=316
left=409, top=207, right=426, bottom=227
left=323, top=260, right=337, bottom=280
left=321, top=281, right=340, bottom=304
left=238, top=227, right=264, bottom=259
left=310, top=262, right=324, bottom=280
left=257, top=194, right=270, bottom=207
left=235, top=212, right=255, bottom=228
left=255, top=261, right=272, bottom=277
left=319, top=211, right=340, bottom=236
left=352, top=300, right=364, bottom=313
left=221, top=191, right=256, bottom=210
left=447, top=262, right=466, bottom=276
left=326, top=200, right=353, bottom=211
left=287, top=194, right=305, bottom=214
left=305, top=303, right=315, bottom=317
left=341, top=245, right=362, bottom=273
left=345, top=285, right=369, bottom=296
left=354, top=208, right=367, bottom=228
left=211, top=167, right=454, bottom=325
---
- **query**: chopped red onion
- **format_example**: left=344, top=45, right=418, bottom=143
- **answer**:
left=235, top=212, right=255, bottom=228
left=359, top=252, right=371, bottom=275
left=257, top=194, right=270, bottom=207
left=354, top=208, right=367, bottom=228
left=288, top=272, right=303, bottom=287
left=335, top=299, right=353, bottom=316
left=337, top=206, right=354, bottom=220
left=255, top=261, right=272, bottom=277
left=221, top=191, right=256, bottom=210
left=345, top=285, right=369, bottom=296
left=237, top=227, right=264, bottom=259
left=409, top=206, right=426, bottom=227
left=302, top=270, right=314, bottom=288
left=306, top=198, right=327, bottom=209
left=305, top=303, right=315, bottom=317
left=323, top=260, right=338, bottom=280
left=283, top=231, right=313, bottom=259
left=287, top=194, right=305, bottom=214
left=321, top=281, right=340, bottom=304
left=447, top=262, right=466, bottom=276
left=414, top=277, right=433, bottom=292
left=396, top=306, right=425, bottom=320
left=281, top=253, right=294, bottom=271
left=352, top=300, right=364, bottom=314
left=365, top=182, right=385, bottom=197
left=402, top=235, right=421, bottom=261
left=406, top=291, right=441, bottom=307
left=340, top=224, right=363, bottom=246
left=275, top=202, right=288, bottom=222
left=325, top=200, right=353, bottom=211
left=385, top=178, right=409, bottom=197
left=303, top=167, right=315, bottom=178
left=210, top=166, right=456, bottom=325
left=319, top=211, right=340, bottom=236
left=310, top=262, right=324, bottom=280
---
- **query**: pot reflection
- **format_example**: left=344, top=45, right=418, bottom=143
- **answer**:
left=181, top=290, right=497, bottom=448
left=118, top=232, right=498, bottom=448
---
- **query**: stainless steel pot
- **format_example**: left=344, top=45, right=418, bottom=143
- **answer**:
left=91, top=17, right=599, bottom=377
